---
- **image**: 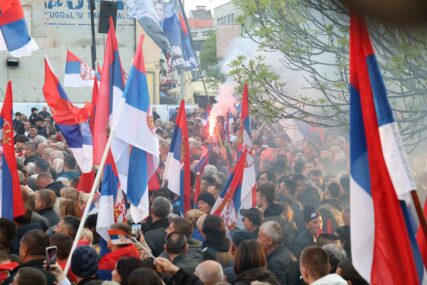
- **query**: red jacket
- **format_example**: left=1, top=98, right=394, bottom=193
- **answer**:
left=98, top=244, right=140, bottom=271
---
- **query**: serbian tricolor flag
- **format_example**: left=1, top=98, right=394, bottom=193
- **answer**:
left=93, top=18, right=129, bottom=197
left=42, top=58, right=93, bottom=173
left=0, top=81, right=25, bottom=219
left=164, top=99, right=191, bottom=213
left=350, top=14, right=426, bottom=284
left=114, top=35, right=160, bottom=222
left=238, top=83, right=256, bottom=227
left=64, top=50, right=99, bottom=88
left=211, top=149, right=247, bottom=229
left=0, top=0, right=38, bottom=57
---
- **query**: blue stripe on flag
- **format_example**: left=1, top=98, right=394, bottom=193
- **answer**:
left=243, top=118, right=251, bottom=136
left=366, top=55, right=394, bottom=127
left=0, top=19, right=31, bottom=51
left=400, top=201, right=426, bottom=283
left=101, top=164, right=119, bottom=198
left=65, top=61, right=81, bottom=74
left=56, top=123, right=85, bottom=148
left=127, top=147, right=148, bottom=207
left=1, top=160, right=14, bottom=219
left=350, top=85, right=371, bottom=195
left=124, top=67, right=150, bottom=112
left=170, top=127, right=183, bottom=161
left=57, top=82, right=70, bottom=101
left=233, top=185, right=242, bottom=213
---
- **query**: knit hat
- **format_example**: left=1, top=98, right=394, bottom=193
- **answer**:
left=304, top=206, right=320, bottom=223
left=197, top=192, right=216, bottom=207
left=71, top=246, right=99, bottom=278
left=240, top=208, right=264, bottom=226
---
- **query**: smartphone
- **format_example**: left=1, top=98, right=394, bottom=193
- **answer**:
left=45, top=246, right=57, bottom=268
left=131, top=224, right=141, bottom=237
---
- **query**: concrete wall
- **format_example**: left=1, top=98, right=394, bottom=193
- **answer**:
left=0, top=0, right=137, bottom=103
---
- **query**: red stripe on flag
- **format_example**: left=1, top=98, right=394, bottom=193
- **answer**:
left=350, top=14, right=419, bottom=285
left=3, top=82, right=25, bottom=218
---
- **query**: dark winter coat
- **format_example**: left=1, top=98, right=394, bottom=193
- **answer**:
left=290, top=229, right=316, bottom=258
left=143, top=218, right=170, bottom=257
left=267, top=245, right=299, bottom=285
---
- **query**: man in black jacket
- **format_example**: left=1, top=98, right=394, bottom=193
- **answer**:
left=144, top=196, right=171, bottom=257
left=291, top=206, right=323, bottom=258
left=257, top=221, right=298, bottom=285
left=4, top=230, right=56, bottom=285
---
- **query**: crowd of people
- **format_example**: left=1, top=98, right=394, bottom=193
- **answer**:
left=0, top=105, right=379, bottom=285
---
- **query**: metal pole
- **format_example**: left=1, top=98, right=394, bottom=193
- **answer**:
left=89, top=0, right=97, bottom=69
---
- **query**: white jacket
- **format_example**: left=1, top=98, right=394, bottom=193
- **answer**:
left=311, top=274, right=348, bottom=285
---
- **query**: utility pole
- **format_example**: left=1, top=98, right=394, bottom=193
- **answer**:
left=89, top=0, right=97, bottom=69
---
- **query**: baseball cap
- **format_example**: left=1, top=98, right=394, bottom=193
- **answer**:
left=304, top=206, right=321, bottom=223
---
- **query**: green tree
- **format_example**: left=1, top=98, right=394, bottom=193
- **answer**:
left=230, top=0, right=427, bottom=148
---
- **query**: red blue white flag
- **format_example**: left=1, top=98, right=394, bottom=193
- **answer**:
left=114, top=35, right=160, bottom=222
left=211, top=149, right=247, bottom=229
left=239, top=83, right=256, bottom=227
left=42, top=58, right=93, bottom=173
left=0, top=0, right=38, bottom=57
left=64, top=49, right=100, bottom=88
left=349, top=14, right=425, bottom=285
left=164, top=99, right=191, bottom=213
left=0, top=81, right=25, bottom=219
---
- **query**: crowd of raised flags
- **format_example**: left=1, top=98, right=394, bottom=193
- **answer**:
left=0, top=1, right=426, bottom=284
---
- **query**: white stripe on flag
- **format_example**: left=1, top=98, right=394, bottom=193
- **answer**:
left=96, top=195, right=115, bottom=241
left=64, top=74, right=95, bottom=88
left=69, top=145, right=93, bottom=173
left=165, top=154, right=181, bottom=197
left=9, top=38, right=38, bottom=58
left=378, top=122, right=416, bottom=200
left=350, top=176, right=374, bottom=283
left=129, top=186, right=150, bottom=223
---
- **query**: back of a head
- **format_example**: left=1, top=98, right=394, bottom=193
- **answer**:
left=35, top=159, right=50, bottom=173
left=337, top=259, right=369, bottom=285
left=64, top=154, right=77, bottom=169
left=257, top=182, right=276, bottom=204
left=111, top=222, right=132, bottom=236
left=128, top=268, right=162, bottom=285
left=185, top=209, right=204, bottom=226
left=49, top=233, right=73, bottom=260
left=16, top=267, right=47, bottom=285
left=0, top=218, right=17, bottom=249
left=327, top=182, right=341, bottom=199
left=151, top=197, right=171, bottom=219
left=116, top=256, right=144, bottom=285
left=170, top=217, right=193, bottom=238
left=202, top=215, right=226, bottom=237
left=322, top=244, right=347, bottom=273
left=165, top=232, right=187, bottom=255
left=195, top=260, right=224, bottom=285
left=60, top=187, right=79, bottom=200
left=37, top=189, right=56, bottom=209
left=300, top=246, right=330, bottom=280
left=21, top=230, right=49, bottom=257
left=61, top=215, right=81, bottom=239
left=259, top=221, right=283, bottom=245
left=234, top=239, right=267, bottom=275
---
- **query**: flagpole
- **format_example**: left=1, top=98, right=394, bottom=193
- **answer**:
left=89, top=0, right=97, bottom=69
left=177, top=0, right=210, bottom=103
left=63, top=130, right=115, bottom=276
left=410, top=190, right=427, bottom=243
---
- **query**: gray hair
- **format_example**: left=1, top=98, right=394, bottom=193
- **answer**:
left=260, top=221, right=283, bottom=245
left=195, top=260, right=224, bottom=285
left=151, top=196, right=171, bottom=219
